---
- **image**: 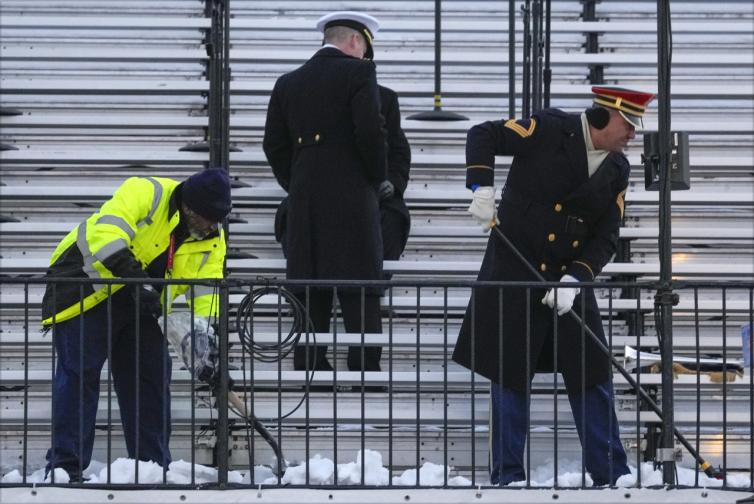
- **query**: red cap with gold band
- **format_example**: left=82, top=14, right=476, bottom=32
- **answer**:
left=591, top=86, right=656, bottom=130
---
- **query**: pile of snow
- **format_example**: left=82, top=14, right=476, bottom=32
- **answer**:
left=2, top=454, right=751, bottom=489
left=391, top=461, right=472, bottom=486
left=0, top=459, right=247, bottom=485
left=262, top=450, right=469, bottom=486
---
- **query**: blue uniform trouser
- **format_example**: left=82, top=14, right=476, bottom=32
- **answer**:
left=490, top=381, right=629, bottom=486
left=45, top=289, right=172, bottom=477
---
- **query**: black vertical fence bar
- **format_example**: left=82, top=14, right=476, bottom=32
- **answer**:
left=304, top=287, right=311, bottom=486
left=608, top=288, right=614, bottom=486
left=239, top=287, right=251, bottom=485
left=162, top=286, right=168, bottom=483
left=552, top=288, right=558, bottom=487
left=388, top=286, right=394, bottom=487
left=248, top=284, right=257, bottom=485
left=189, top=286, right=196, bottom=485
left=470, top=287, right=476, bottom=487
left=50, top=285, right=57, bottom=484
left=693, top=287, right=700, bottom=487
left=22, top=283, right=29, bottom=483
left=525, top=287, right=531, bottom=488
left=134, top=285, right=141, bottom=483
left=415, top=286, right=421, bottom=487
left=107, top=285, right=113, bottom=485
left=78, top=285, right=85, bottom=481
left=361, top=287, right=366, bottom=486
left=580, top=289, right=586, bottom=488
left=508, top=0, right=516, bottom=117
left=332, top=287, right=338, bottom=486
left=635, top=294, right=641, bottom=488
left=276, top=286, right=283, bottom=484
left=305, top=286, right=311, bottom=486
left=443, top=286, right=449, bottom=488
left=217, top=280, right=230, bottom=486
left=748, top=285, right=754, bottom=488
left=722, top=287, right=727, bottom=488
left=498, top=287, right=505, bottom=488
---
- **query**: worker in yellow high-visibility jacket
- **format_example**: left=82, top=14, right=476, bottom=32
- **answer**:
left=42, top=168, right=231, bottom=482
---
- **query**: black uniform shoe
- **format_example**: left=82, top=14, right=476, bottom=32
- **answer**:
left=293, top=345, right=333, bottom=371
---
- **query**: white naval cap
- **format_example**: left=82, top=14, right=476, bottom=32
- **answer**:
left=316, top=11, right=380, bottom=59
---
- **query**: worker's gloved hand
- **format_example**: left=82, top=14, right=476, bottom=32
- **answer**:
left=198, top=332, right=219, bottom=384
left=197, top=332, right=235, bottom=391
left=138, top=284, right=163, bottom=319
left=467, top=186, right=499, bottom=231
left=541, top=275, right=580, bottom=316
left=378, top=180, right=395, bottom=201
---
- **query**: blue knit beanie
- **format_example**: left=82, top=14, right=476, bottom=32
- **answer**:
left=181, top=168, right=232, bottom=221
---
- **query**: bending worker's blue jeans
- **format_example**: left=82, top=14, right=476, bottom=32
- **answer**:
left=490, top=381, right=630, bottom=486
left=45, top=289, right=172, bottom=478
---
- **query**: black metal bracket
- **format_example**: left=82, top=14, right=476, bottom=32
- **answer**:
left=654, top=289, right=680, bottom=307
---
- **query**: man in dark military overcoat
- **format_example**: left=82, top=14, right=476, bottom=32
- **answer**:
left=452, top=87, right=656, bottom=486
left=263, top=11, right=386, bottom=372
left=276, top=84, right=411, bottom=274
left=376, top=84, right=411, bottom=267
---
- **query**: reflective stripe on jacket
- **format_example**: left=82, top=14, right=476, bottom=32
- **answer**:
left=41, top=176, right=226, bottom=325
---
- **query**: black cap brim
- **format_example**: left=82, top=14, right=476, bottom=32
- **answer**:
left=619, top=110, right=643, bottom=130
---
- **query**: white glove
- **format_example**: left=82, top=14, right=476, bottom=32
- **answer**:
left=541, top=274, right=580, bottom=316
left=467, top=186, right=499, bottom=231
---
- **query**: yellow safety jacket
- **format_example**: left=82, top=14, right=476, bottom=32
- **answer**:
left=41, top=176, right=226, bottom=326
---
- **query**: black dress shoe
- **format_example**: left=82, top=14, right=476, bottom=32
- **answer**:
left=346, top=346, right=382, bottom=372
left=45, top=469, right=88, bottom=483
left=293, top=345, right=333, bottom=371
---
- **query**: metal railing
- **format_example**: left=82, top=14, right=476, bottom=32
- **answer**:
left=1, top=276, right=752, bottom=491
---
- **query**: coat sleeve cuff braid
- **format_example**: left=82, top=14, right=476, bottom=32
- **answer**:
left=465, top=165, right=494, bottom=189
left=567, top=260, right=595, bottom=282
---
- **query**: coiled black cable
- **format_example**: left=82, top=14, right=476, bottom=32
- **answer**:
left=235, top=285, right=316, bottom=420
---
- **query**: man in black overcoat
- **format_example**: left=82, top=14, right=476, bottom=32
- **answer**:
left=452, top=87, right=656, bottom=486
left=375, top=85, right=412, bottom=265
left=263, top=11, right=386, bottom=372
left=276, top=84, right=411, bottom=276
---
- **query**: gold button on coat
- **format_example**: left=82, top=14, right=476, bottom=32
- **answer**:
left=548, top=233, right=556, bottom=242
left=554, top=203, right=563, bottom=212
left=572, top=240, right=580, bottom=248
left=297, top=137, right=302, bottom=144
left=314, top=133, right=320, bottom=142
left=540, top=263, right=547, bottom=272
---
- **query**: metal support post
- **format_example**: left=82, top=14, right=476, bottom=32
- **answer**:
left=407, top=0, right=467, bottom=120
left=521, top=0, right=532, bottom=117
left=543, top=0, right=552, bottom=107
left=221, top=0, right=231, bottom=170
left=656, top=0, right=676, bottom=484
left=209, top=0, right=223, bottom=167
left=582, top=0, right=603, bottom=84
left=217, top=279, right=230, bottom=485
left=531, top=0, right=542, bottom=113
left=508, top=0, right=516, bottom=117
